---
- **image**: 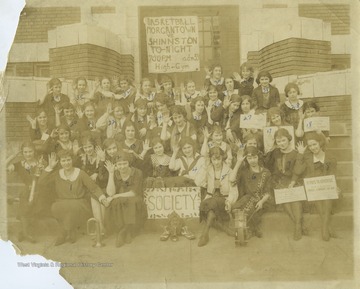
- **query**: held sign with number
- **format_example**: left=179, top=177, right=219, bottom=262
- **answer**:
left=144, top=187, right=201, bottom=219
left=303, top=117, right=330, bottom=132
left=304, top=175, right=338, bottom=201
left=239, top=113, right=266, bottom=129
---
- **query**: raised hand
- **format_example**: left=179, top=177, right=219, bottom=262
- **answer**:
left=204, top=66, right=212, bottom=77
left=236, top=146, right=246, bottom=163
left=76, top=107, right=84, bottom=119
left=223, top=98, right=231, bottom=109
left=232, top=72, right=241, bottom=82
left=54, top=104, right=63, bottom=115
left=200, top=88, right=208, bottom=97
left=26, top=115, right=37, bottom=129
left=202, top=127, right=211, bottom=140
left=154, top=79, right=162, bottom=92
left=50, top=128, right=59, bottom=139
left=225, top=200, right=231, bottom=213
left=94, top=77, right=100, bottom=90
left=111, top=75, right=119, bottom=87
left=104, top=160, right=115, bottom=174
left=95, top=146, right=106, bottom=161
left=139, top=127, right=147, bottom=138
left=48, top=152, right=58, bottom=169
left=298, top=109, right=305, bottom=120
left=72, top=139, right=81, bottom=155
left=143, top=139, right=152, bottom=151
left=296, top=141, right=307, bottom=154
left=128, top=103, right=135, bottom=114
left=226, top=129, right=234, bottom=143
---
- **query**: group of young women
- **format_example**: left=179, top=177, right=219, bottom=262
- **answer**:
left=6, top=63, right=340, bottom=247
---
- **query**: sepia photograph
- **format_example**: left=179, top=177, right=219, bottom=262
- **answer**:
left=0, top=0, right=359, bottom=288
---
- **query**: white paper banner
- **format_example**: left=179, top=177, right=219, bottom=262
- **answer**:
left=304, top=117, right=330, bottom=132
left=240, top=113, right=267, bottom=129
left=144, top=187, right=201, bottom=219
left=144, top=16, right=200, bottom=73
left=274, top=186, right=307, bottom=204
left=304, top=175, right=338, bottom=201
left=263, top=126, right=295, bottom=154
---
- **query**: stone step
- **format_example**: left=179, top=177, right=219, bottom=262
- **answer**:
left=337, top=161, right=353, bottom=177
left=142, top=211, right=353, bottom=234
left=326, top=148, right=353, bottom=161
left=333, top=192, right=353, bottom=212
left=326, top=135, right=352, bottom=148
left=7, top=211, right=353, bottom=238
left=337, top=176, right=353, bottom=192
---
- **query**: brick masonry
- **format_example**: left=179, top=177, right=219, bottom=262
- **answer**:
left=248, top=38, right=332, bottom=78
left=298, top=4, right=350, bottom=35
left=49, top=44, right=134, bottom=80
left=14, top=7, right=81, bottom=43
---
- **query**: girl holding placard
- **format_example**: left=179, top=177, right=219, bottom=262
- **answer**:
left=265, top=128, right=306, bottom=240
left=295, top=132, right=339, bottom=241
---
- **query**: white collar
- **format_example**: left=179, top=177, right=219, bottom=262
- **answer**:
left=285, top=99, right=303, bottom=110
left=313, top=153, right=325, bottom=164
left=210, top=77, right=224, bottom=86
left=59, top=168, right=80, bottom=181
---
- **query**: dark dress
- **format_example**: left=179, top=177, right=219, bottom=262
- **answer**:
left=104, top=168, right=146, bottom=233
left=232, top=168, right=272, bottom=228
left=39, top=168, right=104, bottom=231
left=39, top=93, right=70, bottom=127
left=251, top=85, right=280, bottom=112
left=12, top=160, right=53, bottom=219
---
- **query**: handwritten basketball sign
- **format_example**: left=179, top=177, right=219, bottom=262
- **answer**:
left=240, top=113, right=267, bottom=129
left=304, top=117, right=330, bottom=132
left=304, top=175, right=338, bottom=201
left=144, top=187, right=201, bottom=219
left=274, top=186, right=307, bottom=204
left=144, top=16, right=200, bottom=73
left=263, top=126, right=295, bottom=154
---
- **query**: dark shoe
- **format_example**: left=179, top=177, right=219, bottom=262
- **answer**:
left=115, top=230, right=125, bottom=247
left=293, top=224, right=302, bottom=241
left=197, top=233, right=209, bottom=247
left=124, top=231, right=132, bottom=244
left=170, top=234, right=179, bottom=242
left=55, top=235, right=66, bottom=246
left=68, top=230, right=76, bottom=244
left=160, top=228, right=170, bottom=241
left=253, top=227, right=262, bottom=238
left=181, top=226, right=196, bottom=240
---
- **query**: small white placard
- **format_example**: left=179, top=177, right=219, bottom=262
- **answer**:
left=274, top=186, right=307, bottom=204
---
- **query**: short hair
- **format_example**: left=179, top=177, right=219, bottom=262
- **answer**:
left=113, top=100, right=128, bottom=114
left=57, top=124, right=71, bottom=134
left=83, top=101, right=96, bottom=111
left=48, top=78, right=61, bottom=89
left=267, top=107, right=284, bottom=122
left=239, top=62, right=254, bottom=77
left=256, top=71, right=273, bottom=84
left=240, top=95, right=254, bottom=109
left=171, top=105, right=187, bottom=118
left=190, top=96, right=205, bottom=111
left=119, top=75, right=133, bottom=85
left=114, top=151, right=132, bottom=164
left=303, top=101, right=320, bottom=113
left=210, top=64, right=223, bottom=72
left=230, top=94, right=241, bottom=103
left=179, top=137, right=197, bottom=151
left=103, top=138, right=117, bottom=150
left=284, top=83, right=300, bottom=97
left=21, top=141, right=35, bottom=152
left=140, top=77, right=153, bottom=88
left=159, top=75, right=174, bottom=87
left=35, top=108, right=47, bottom=117
left=274, top=128, right=292, bottom=142
left=134, top=98, right=148, bottom=108
left=57, top=149, right=73, bottom=160
left=211, top=124, right=223, bottom=136
left=75, top=77, right=88, bottom=86
left=184, top=79, right=195, bottom=88
left=155, top=93, right=172, bottom=107
left=207, top=84, right=218, bottom=92
left=151, top=137, right=164, bottom=148
left=305, top=132, right=326, bottom=149
left=62, top=102, right=75, bottom=110
left=80, top=134, right=97, bottom=148
left=209, top=146, right=227, bottom=161
left=244, top=146, right=261, bottom=157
